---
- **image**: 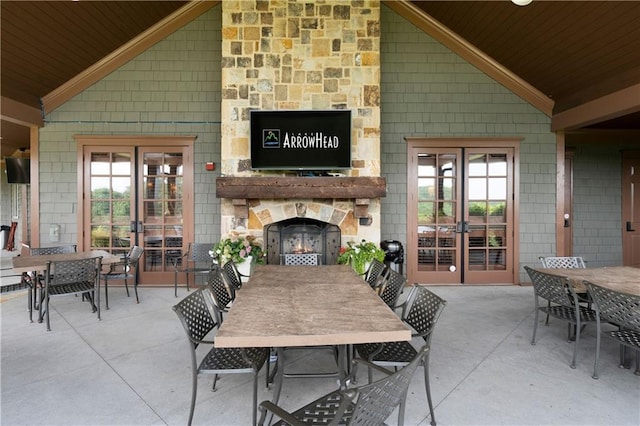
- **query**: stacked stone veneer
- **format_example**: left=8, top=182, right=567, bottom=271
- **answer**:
left=220, top=0, right=381, bottom=243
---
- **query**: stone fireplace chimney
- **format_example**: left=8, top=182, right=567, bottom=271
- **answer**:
left=218, top=0, right=383, bottom=245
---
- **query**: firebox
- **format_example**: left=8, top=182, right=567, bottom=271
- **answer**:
left=265, top=218, right=341, bottom=265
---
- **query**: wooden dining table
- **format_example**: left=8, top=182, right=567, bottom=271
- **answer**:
left=215, top=264, right=411, bottom=413
left=11, top=249, right=118, bottom=273
left=534, top=266, right=640, bottom=296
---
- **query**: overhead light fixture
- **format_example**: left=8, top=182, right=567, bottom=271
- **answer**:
left=512, top=0, right=533, bottom=6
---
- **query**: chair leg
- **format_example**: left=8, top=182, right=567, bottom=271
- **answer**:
left=531, top=303, right=540, bottom=345
left=174, top=270, right=179, bottom=297
left=27, top=285, right=33, bottom=322
left=252, top=372, right=259, bottom=426
left=188, top=369, right=197, bottom=426
left=423, top=356, right=436, bottom=426
left=592, top=319, right=601, bottom=379
left=124, top=278, right=130, bottom=297
left=44, top=295, right=51, bottom=331
left=133, top=279, right=139, bottom=304
left=104, top=279, right=109, bottom=310
left=570, top=318, right=580, bottom=369
left=212, top=374, right=219, bottom=391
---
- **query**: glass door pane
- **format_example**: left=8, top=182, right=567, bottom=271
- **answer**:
left=141, top=150, right=184, bottom=273
left=409, top=147, right=462, bottom=284
left=88, top=151, right=134, bottom=257
left=464, top=150, right=513, bottom=283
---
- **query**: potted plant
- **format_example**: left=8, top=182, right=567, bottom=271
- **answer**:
left=337, top=239, right=386, bottom=275
left=211, top=232, right=265, bottom=275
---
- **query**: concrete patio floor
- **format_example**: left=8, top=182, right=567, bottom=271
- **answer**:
left=1, top=251, right=639, bottom=425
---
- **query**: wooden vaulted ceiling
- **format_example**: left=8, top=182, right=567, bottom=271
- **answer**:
left=2, top=1, right=640, bottom=160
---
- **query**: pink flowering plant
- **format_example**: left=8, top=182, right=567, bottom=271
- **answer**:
left=212, top=232, right=265, bottom=265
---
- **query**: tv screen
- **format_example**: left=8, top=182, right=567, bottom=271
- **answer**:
left=5, top=157, right=30, bottom=184
left=250, top=110, right=352, bottom=170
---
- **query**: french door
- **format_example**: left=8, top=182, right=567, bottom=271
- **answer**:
left=407, top=140, right=518, bottom=285
left=79, top=136, right=194, bottom=285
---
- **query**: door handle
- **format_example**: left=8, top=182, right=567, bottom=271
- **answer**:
left=455, top=221, right=469, bottom=233
left=626, top=221, right=635, bottom=232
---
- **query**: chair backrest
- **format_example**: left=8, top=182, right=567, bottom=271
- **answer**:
left=189, top=242, right=214, bottom=264
left=206, top=268, right=235, bottom=323
left=524, top=266, right=578, bottom=307
left=128, top=245, right=144, bottom=264
left=31, top=244, right=77, bottom=255
left=47, top=256, right=101, bottom=287
left=377, top=269, right=406, bottom=308
left=221, top=261, right=243, bottom=290
left=348, top=345, right=429, bottom=425
left=539, top=256, right=586, bottom=269
left=172, top=287, right=217, bottom=350
left=584, top=282, right=640, bottom=333
left=364, top=258, right=387, bottom=287
left=400, top=285, right=447, bottom=344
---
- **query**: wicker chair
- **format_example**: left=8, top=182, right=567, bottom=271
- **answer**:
left=172, top=286, right=268, bottom=426
left=100, top=245, right=144, bottom=309
left=258, top=345, right=429, bottom=426
left=354, top=285, right=446, bottom=426
left=524, top=266, right=597, bottom=369
left=584, top=281, right=640, bottom=379
left=375, top=268, right=406, bottom=309
left=539, top=256, right=586, bottom=269
left=172, top=242, right=213, bottom=297
left=538, top=256, right=588, bottom=324
left=40, top=256, right=102, bottom=331
left=22, top=244, right=78, bottom=322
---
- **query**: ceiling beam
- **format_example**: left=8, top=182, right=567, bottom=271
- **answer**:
left=1, top=96, right=43, bottom=127
left=551, top=83, right=640, bottom=132
left=384, top=0, right=554, bottom=117
left=41, top=0, right=219, bottom=115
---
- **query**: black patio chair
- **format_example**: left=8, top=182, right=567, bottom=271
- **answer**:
left=205, top=267, right=235, bottom=325
left=100, top=245, right=144, bottom=309
left=172, top=242, right=213, bottom=297
left=22, top=244, right=78, bottom=322
left=40, top=256, right=102, bottom=331
left=258, top=345, right=430, bottom=426
left=363, top=258, right=387, bottom=288
left=354, top=284, right=446, bottom=426
left=375, top=268, right=406, bottom=309
left=172, top=286, right=268, bottom=426
left=524, top=266, right=597, bottom=369
left=221, top=260, right=247, bottom=291
left=584, top=281, right=640, bottom=379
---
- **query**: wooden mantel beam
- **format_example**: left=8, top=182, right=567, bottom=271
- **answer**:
left=216, top=176, right=387, bottom=199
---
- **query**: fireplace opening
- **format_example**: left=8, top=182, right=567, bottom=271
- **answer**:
left=265, top=218, right=341, bottom=265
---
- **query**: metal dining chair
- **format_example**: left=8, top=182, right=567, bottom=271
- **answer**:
left=172, top=286, right=268, bottom=426
left=354, top=284, right=446, bottom=426
left=22, top=244, right=77, bottom=322
left=100, top=245, right=144, bottom=309
left=525, top=266, right=597, bottom=369
left=584, top=281, right=640, bottom=379
left=258, top=345, right=430, bottom=426
left=172, top=242, right=213, bottom=297
left=40, top=256, right=102, bottom=331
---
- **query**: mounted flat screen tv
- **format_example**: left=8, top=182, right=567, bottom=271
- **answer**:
left=4, top=157, right=30, bottom=184
left=250, top=110, right=352, bottom=170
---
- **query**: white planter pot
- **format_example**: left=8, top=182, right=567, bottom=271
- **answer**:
left=236, top=256, right=253, bottom=277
